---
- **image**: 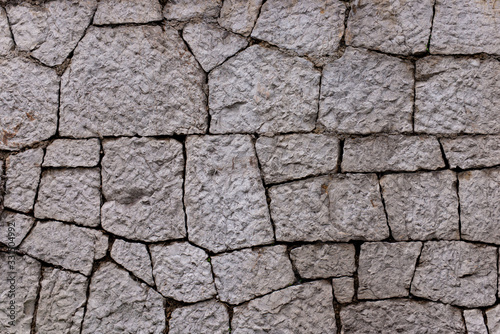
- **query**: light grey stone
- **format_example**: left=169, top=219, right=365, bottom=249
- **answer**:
left=0, top=8, right=13, bottom=55
left=319, top=47, right=413, bottom=134
left=36, top=268, right=88, bottom=334
left=211, top=245, right=295, bottom=305
left=163, top=0, right=222, bottom=21
left=60, top=26, right=207, bottom=137
left=342, top=135, right=444, bottom=172
left=110, top=239, right=154, bottom=286
left=486, top=305, right=500, bottom=334
left=232, top=280, right=337, bottom=333
left=94, top=0, right=162, bottom=24
left=7, top=0, right=97, bottom=66
left=0, top=58, right=59, bottom=150
left=35, top=168, right=101, bottom=227
left=252, top=0, right=345, bottom=57
left=380, top=171, right=460, bottom=241
left=218, top=0, right=262, bottom=36
left=290, top=243, right=356, bottom=279
left=43, top=139, right=100, bottom=167
left=209, top=45, right=319, bottom=134
left=149, top=242, right=216, bottom=303
left=331, top=277, right=355, bottom=304
left=358, top=242, right=422, bottom=300
left=463, top=309, right=488, bottom=334
left=183, top=22, right=248, bottom=72
left=441, top=135, right=500, bottom=169
left=0, top=211, right=35, bottom=248
left=102, top=137, right=185, bottom=242
left=415, top=57, right=500, bottom=134
left=82, top=262, right=165, bottom=334
left=20, top=220, right=108, bottom=275
left=341, top=299, right=465, bottom=334
left=411, top=241, right=497, bottom=307
left=170, top=300, right=230, bottom=334
left=256, top=134, right=339, bottom=184
left=4, top=148, right=43, bottom=213
left=185, top=135, right=273, bottom=253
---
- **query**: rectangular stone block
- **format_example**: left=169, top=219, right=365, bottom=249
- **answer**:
left=441, top=135, right=500, bottom=169
left=43, top=138, right=100, bottom=167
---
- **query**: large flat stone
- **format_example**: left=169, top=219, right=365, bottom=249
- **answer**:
left=110, top=239, right=154, bottom=286
left=164, top=0, right=221, bottom=21
left=43, top=138, right=100, bottom=167
left=169, top=300, right=230, bottom=334
left=218, top=0, right=262, bottom=36
left=0, top=8, right=13, bottom=55
left=94, top=0, right=162, bottom=24
left=0, top=211, right=35, bottom=248
left=441, top=135, right=500, bottom=169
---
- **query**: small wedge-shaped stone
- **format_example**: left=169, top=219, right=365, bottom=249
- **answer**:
left=111, top=239, right=154, bottom=286
left=486, top=305, right=500, bottom=334
left=441, top=135, right=500, bottom=169
left=332, top=277, right=355, bottom=304
left=0, top=8, right=13, bottom=55
left=0, top=211, right=35, bottom=247
left=463, top=309, right=488, bottom=334
left=7, top=0, right=97, bottom=66
left=43, top=139, right=100, bottom=167
left=82, top=262, right=165, bottom=334
left=185, top=135, right=273, bottom=253
left=94, top=0, right=162, bottom=24
left=342, top=135, right=444, bottom=172
left=411, top=241, right=497, bottom=307
left=218, top=0, right=262, bottom=36
left=319, top=48, right=413, bottom=134
left=60, top=26, right=207, bottom=137
left=209, top=45, right=320, bottom=134
left=212, top=245, right=295, bottom=305
left=232, top=281, right=337, bottom=333
left=102, top=137, right=185, bottom=242
left=170, top=300, right=230, bottom=334
left=164, top=0, right=221, bottom=21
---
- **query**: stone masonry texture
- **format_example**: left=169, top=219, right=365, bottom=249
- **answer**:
left=1, top=1, right=500, bottom=333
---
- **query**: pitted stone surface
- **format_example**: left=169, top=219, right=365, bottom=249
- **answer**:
left=256, top=134, right=339, bottom=184
left=442, top=136, right=500, bottom=169
left=209, top=45, right=320, bottom=134
left=110, top=239, right=154, bottom=286
left=185, top=135, right=273, bottom=253
left=94, top=0, right=162, bottom=24
left=149, top=242, right=216, bottom=303
left=164, top=0, right=222, bottom=21
left=380, top=171, right=460, bottom=241
left=211, top=245, right=295, bottom=305
left=232, top=280, right=337, bottom=333
left=319, top=47, right=413, bottom=134
left=0, top=211, right=35, bottom=247
left=0, top=8, right=13, bottom=55
left=60, top=26, right=207, bottom=137
left=218, top=0, right=262, bottom=36
left=43, top=139, right=100, bottom=167
left=169, top=300, right=230, bottom=334
left=332, top=277, right=355, bottom=304
left=486, top=305, right=500, bottom=334
left=463, top=309, right=488, bottom=334
left=102, top=137, right=185, bottom=242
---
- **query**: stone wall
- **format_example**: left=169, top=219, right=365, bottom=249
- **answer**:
left=0, top=0, right=499, bottom=333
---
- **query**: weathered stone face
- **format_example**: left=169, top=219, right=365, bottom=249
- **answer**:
left=463, top=309, right=488, bottom=334
left=43, top=139, right=101, bottom=168
left=486, top=305, right=500, bottom=334
left=441, top=135, right=500, bottom=169
left=94, top=0, right=162, bottom=25
left=0, top=211, right=35, bottom=247
left=218, top=0, right=262, bottom=36
left=331, top=277, right=355, bottom=304
left=0, top=8, right=13, bottom=55
left=169, top=300, right=230, bottom=334
left=164, top=0, right=222, bottom=21
left=110, top=239, right=154, bottom=286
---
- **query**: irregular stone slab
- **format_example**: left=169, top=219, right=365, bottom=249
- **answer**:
left=0, top=58, right=59, bottom=150
left=341, top=299, right=465, bottom=333
left=415, top=57, right=500, bottom=134
left=252, top=0, right=345, bottom=57
left=463, top=309, right=488, bottom=334
left=319, top=47, right=413, bottom=134
left=164, top=0, right=221, bottom=21
left=380, top=171, right=459, bottom=241
left=60, top=26, right=207, bottom=137
left=170, top=300, right=230, bottom=334
left=459, top=169, right=500, bottom=244
left=211, top=245, right=295, bottom=305
left=82, top=262, right=165, bottom=334
left=232, top=281, right=337, bottom=333
left=0, top=253, right=40, bottom=334
left=256, top=134, right=339, bottom=184
left=149, top=242, right=215, bottom=303
left=209, top=45, right=319, bottom=134
left=94, top=0, right=162, bottom=24
left=342, top=135, right=444, bottom=172
left=102, top=137, right=185, bottom=241
left=35, top=169, right=101, bottom=227
left=4, top=148, right=43, bottom=213
left=486, top=305, right=500, bottom=334
left=441, top=135, right=500, bottom=169
left=36, top=268, right=88, bottom=334
left=43, top=139, right=100, bottom=167
left=358, top=242, right=422, bottom=300
left=185, top=135, right=273, bottom=253
left=346, top=0, right=433, bottom=55
left=110, top=239, right=154, bottom=286
left=20, top=220, right=108, bottom=275
left=183, top=22, right=248, bottom=72
left=219, top=0, right=262, bottom=36
left=0, top=8, right=13, bottom=55
left=7, top=0, right=97, bottom=66
left=332, top=277, right=355, bottom=304
left=290, top=243, right=356, bottom=279
left=411, top=241, right=497, bottom=307
left=0, top=211, right=35, bottom=248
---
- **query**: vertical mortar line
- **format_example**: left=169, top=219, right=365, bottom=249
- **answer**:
left=408, top=241, right=424, bottom=296
left=1, top=156, right=6, bottom=209
left=483, top=307, right=491, bottom=334
left=79, top=261, right=98, bottom=334
left=225, top=302, right=234, bottom=333
left=3, top=5, right=17, bottom=49
left=412, top=61, right=416, bottom=133
left=455, top=171, right=462, bottom=240
left=314, top=66, right=323, bottom=131
left=330, top=281, right=342, bottom=334
left=30, top=263, right=44, bottom=334
left=460, top=310, right=468, bottom=334
left=426, top=0, right=437, bottom=52
left=180, top=136, right=189, bottom=240
left=377, top=173, right=393, bottom=240
left=285, top=245, right=302, bottom=283
left=352, top=241, right=362, bottom=302
left=55, top=79, right=62, bottom=137
left=249, top=0, right=267, bottom=36
left=337, top=138, right=345, bottom=173
left=437, top=137, right=450, bottom=169
left=32, top=147, right=47, bottom=214
left=145, top=245, right=158, bottom=289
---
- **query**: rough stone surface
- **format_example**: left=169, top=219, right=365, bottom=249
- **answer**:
left=0, top=58, right=59, bottom=150
left=463, top=309, right=488, bottom=334
left=169, top=300, right=230, bottom=334
left=380, top=171, right=460, bottom=241
left=0, top=8, right=13, bottom=55
left=342, top=135, right=444, bottom=172
left=332, top=277, right=355, bottom=304
left=164, top=0, right=222, bottom=21
left=290, top=243, right=356, bottom=279
left=319, top=47, right=413, bottom=134
left=43, top=138, right=100, bottom=167
left=411, top=241, right=497, bottom=307
left=4, top=148, right=43, bottom=213
left=7, top=0, right=97, bottom=66
left=256, top=134, right=339, bottom=184
left=149, top=242, right=216, bottom=303
left=82, top=262, right=165, bottom=334
left=94, top=0, right=162, bottom=24
left=218, top=0, right=262, bottom=36
left=60, top=26, right=207, bottom=137
left=102, top=137, right=185, bottom=242
left=232, top=281, right=337, bottom=333
left=0, top=211, right=35, bottom=247
left=110, top=239, right=154, bottom=286
left=486, top=305, right=500, bottom=334
left=209, top=45, right=320, bottom=134
left=35, top=168, right=101, bottom=227
left=185, top=135, right=273, bottom=253
left=442, top=135, right=500, bottom=169
left=211, top=245, right=295, bottom=305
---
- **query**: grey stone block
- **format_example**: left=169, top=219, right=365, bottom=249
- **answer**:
left=94, top=0, right=162, bottom=24
left=218, top=0, right=262, bottom=36
left=164, top=0, right=221, bottom=21
left=43, top=139, right=100, bottom=167
left=441, top=135, right=500, bottom=169
left=331, top=277, right=355, bottom=304
left=170, top=300, right=230, bottom=334
left=0, top=211, right=35, bottom=248
left=111, top=239, right=154, bottom=286
left=463, top=309, right=488, bottom=334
